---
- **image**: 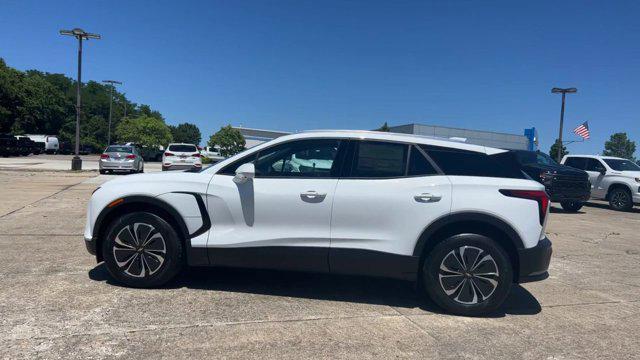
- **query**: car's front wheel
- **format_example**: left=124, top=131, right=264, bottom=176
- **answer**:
left=560, top=201, right=583, bottom=212
left=102, top=212, right=183, bottom=288
left=422, top=234, right=513, bottom=316
left=609, top=188, right=633, bottom=211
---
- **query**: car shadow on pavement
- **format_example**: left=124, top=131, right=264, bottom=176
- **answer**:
left=89, top=264, right=541, bottom=318
left=549, top=206, right=585, bottom=214
left=583, top=201, right=640, bottom=214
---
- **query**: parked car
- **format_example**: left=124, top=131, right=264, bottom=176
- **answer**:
left=162, top=143, right=202, bottom=171
left=201, top=146, right=225, bottom=162
left=26, top=134, right=59, bottom=154
left=99, top=145, right=145, bottom=174
left=140, top=146, right=165, bottom=162
left=0, top=134, right=18, bottom=156
left=84, top=130, right=552, bottom=316
left=510, top=150, right=590, bottom=212
left=562, top=155, right=640, bottom=211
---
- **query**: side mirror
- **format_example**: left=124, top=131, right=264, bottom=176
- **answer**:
left=233, top=163, right=255, bottom=184
left=599, top=168, right=606, bottom=175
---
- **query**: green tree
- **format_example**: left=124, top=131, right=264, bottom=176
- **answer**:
left=377, top=122, right=391, bottom=132
left=208, top=125, right=245, bottom=157
left=603, top=133, right=636, bottom=161
left=549, top=140, right=568, bottom=162
left=169, top=122, right=202, bottom=144
left=115, top=115, right=173, bottom=148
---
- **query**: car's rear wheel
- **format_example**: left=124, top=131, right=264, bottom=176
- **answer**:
left=422, top=234, right=513, bottom=316
left=560, top=201, right=583, bottom=212
left=99, top=170, right=106, bottom=175
left=609, top=187, right=633, bottom=211
left=102, top=212, right=183, bottom=288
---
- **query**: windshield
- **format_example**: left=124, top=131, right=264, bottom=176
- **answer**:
left=514, top=151, right=557, bottom=165
left=603, top=159, right=640, bottom=171
left=168, top=144, right=197, bottom=153
left=105, top=146, right=132, bottom=153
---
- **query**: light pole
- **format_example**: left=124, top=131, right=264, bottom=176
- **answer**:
left=102, top=80, right=122, bottom=145
left=551, top=87, right=577, bottom=163
left=60, top=28, right=101, bottom=170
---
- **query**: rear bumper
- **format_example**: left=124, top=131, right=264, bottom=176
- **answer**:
left=163, top=164, right=201, bottom=171
left=100, top=160, right=136, bottom=170
left=517, top=237, right=552, bottom=283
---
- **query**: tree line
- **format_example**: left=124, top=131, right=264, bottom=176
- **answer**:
left=0, top=58, right=208, bottom=151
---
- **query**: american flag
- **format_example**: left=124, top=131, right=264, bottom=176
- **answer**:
left=573, top=121, right=590, bottom=139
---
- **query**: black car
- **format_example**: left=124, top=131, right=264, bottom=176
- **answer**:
left=0, top=134, right=18, bottom=156
left=510, top=150, right=591, bottom=212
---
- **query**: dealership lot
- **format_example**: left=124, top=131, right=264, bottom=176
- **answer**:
left=1, top=169, right=639, bottom=359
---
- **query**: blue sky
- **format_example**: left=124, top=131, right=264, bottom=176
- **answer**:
left=1, top=0, right=639, bottom=155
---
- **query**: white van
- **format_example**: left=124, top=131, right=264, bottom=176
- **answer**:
left=26, top=135, right=59, bottom=154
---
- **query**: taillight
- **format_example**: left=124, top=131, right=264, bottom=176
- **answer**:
left=126, top=154, right=136, bottom=159
left=499, top=189, right=549, bottom=225
left=192, top=153, right=201, bottom=158
left=165, top=152, right=174, bottom=157
left=100, top=154, right=109, bottom=159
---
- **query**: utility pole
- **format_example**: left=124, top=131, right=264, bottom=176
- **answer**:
left=60, top=28, right=101, bottom=170
left=551, top=87, right=577, bottom=163
left=102, top=80, right=122, bottom=145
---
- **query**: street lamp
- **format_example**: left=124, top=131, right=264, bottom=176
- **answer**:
left=551, top=87, right=578, bottom=163
left=102, top=80, right=122, bottom=145
left=60, top=28, right=101, bottom=170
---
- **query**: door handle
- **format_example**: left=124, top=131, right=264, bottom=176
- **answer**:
left=301, top=190, right=326, bottom=198
left=414, top=193, right=442, bottom=203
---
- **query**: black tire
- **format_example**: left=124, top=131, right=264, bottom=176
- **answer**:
left=102, top=212, right=183, bottom=288
left=560, top=201, right=583, bottom=212
left=99, top=170, right=107, bottom=175
left=609, top=187, right=633, bottom=211
left=422, top=234, right=513, bottom=316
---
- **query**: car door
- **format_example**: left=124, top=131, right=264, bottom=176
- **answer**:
left=329, top=141, right=452, bottom=278
left=584, top=158, right=607, bottom=198
left=206, top=138, right=346, bottom=272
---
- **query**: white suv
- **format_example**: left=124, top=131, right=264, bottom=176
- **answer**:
left=84, top=131, right=552, bottom=316
left=162, top=143, right=202, bottom=171
left=561, top=155, right=640, bottom=211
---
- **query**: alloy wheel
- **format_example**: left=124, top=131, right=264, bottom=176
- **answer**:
left=611, top=190, right=630, bottom=209
left=438, top=246, right=499, bottom=305
left=112, top=223, right=167, bottom=278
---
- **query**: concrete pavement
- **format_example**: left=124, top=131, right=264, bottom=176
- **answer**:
left=0, top=169, right=639, bottom=359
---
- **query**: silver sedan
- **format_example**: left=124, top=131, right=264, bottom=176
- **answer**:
left=99, top=145, right=144, bottom=174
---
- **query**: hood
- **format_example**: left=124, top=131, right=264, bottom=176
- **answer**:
left=102, top=171, right=195, bottom=187
left=609, top=170, right=640, bottom=178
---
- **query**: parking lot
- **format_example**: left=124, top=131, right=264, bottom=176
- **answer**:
left=1, top=168, right=639, bottom=359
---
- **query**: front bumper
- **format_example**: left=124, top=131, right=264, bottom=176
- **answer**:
left=517, top=237, right=552, bottom=283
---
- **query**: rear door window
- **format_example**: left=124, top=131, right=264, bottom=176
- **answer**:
left=564, top=157, right=586, bottom=169
left=349, top=141, right=408, bottom=178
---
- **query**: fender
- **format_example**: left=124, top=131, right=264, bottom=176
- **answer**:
left=92, top=193, right=211, bottom=266
left=412, top=211, right=525, bottom=257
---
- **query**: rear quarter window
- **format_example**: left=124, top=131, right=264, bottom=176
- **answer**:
left=420, top=145, right=524, bottom=179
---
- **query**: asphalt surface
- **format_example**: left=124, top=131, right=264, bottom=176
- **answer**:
left=1, top=169, right=639, bottom=359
